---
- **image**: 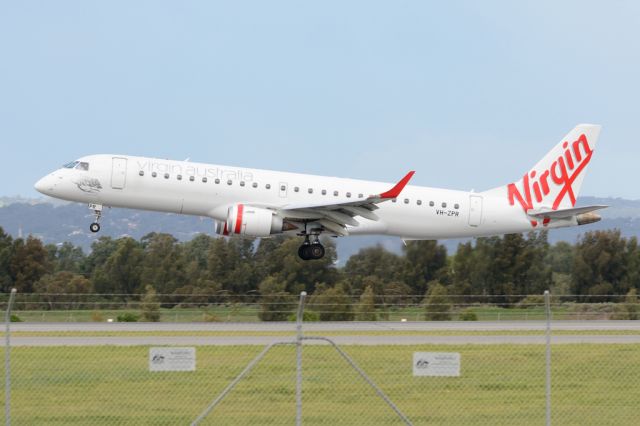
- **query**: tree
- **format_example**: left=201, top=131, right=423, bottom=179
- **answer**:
left=34, top=271, right=93, bottom=310
left=9, top=236, right=51, bottom=293
left=310, top=284, right=354, bottom=321
left=450, top=241, right=474, bottom=298
left=0, top=227, right=14, bottom=293
left=423, top=281, right=452, bottom=321
left=254, top=237, right=339, bottom=295
left=572, top=230, right=628, bottom=297
left=257, top=276, right=294, bottom=321
left=401, top=241, right=449, bottom=294
left=81, top=237, right=118, bottom=276
left=92, top=237, right=143, bottom=295
left=343, top=245, right=404, bottom=293
left=53, top=242, right=86, bottom=273
left=355, top=285, right=377, bottom=321
left=140, top=233, right=185, bottom=295
left=141, top=285, right=161, bottom=322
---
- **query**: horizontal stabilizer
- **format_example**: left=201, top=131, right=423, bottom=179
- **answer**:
left=528, top=205, right=608, bottom=219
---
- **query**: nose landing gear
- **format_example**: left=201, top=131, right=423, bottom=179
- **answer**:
left=89, top=203, right=103, bottom=233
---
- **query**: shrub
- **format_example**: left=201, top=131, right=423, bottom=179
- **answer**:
left=141, top=285, right=161, bottom=322
left=355, top=286, right=377, bottom=321
left=424, top=281, right=452, bottom=321
left=516, top=295, right=545, bottom=309
left=287, top=310, right=320, bottom=322
left=91, top=311, right=104, bottom=322
left=10, top=314, right=22, bottom=322
left=202, top=312, right=220, bottom=322
left=459, top=309, right=478, bottom=321
left=117, top=312, right=139, bottom=322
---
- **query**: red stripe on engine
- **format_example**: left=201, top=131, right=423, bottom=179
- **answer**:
left=234, top=204, right=244, bottom=234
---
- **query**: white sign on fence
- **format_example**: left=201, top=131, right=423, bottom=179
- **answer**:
left=413, top=352, right=460, bottom=377
left=149, top=347, right=196, bottom=372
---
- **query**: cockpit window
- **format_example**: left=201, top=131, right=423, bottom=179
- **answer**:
left=76, top=162, right=89, bottom=171
left=63, top=161, right=79, bottom=169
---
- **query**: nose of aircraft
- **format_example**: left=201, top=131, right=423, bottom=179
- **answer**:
left=34, top=174, right=55, bottom=195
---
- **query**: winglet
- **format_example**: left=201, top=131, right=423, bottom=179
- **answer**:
left=379, top=171, right=415, bottom=199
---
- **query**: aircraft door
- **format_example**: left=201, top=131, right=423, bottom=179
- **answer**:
left=111, top=157, right=128, bottom=189
left=278, top=182, right=288, bottom=198
left=468, top=195, right=483, bottom=227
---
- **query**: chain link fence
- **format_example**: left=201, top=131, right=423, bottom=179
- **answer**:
left=2, top=290, right=639, bottom=425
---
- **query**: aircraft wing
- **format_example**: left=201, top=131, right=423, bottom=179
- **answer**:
left=276, top=171, right=415, bottom=236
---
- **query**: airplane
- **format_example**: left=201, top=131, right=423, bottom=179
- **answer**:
left=35, top=124, right=606, bottom=260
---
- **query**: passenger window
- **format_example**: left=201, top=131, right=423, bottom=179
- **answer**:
left=281, top=185, right=286, bottom=191
left=417, top=200, right=422, bottom=205
left=164, top=173, right=170, bottom=179
left=308, top=188, right=313, bottom=194
left=189, top=176, right=195, bottom=182
left=202, top=177, right=208, bottom=183
left=392, top=199, right=397, bottom=203
left=322, top=190, right=327, bottom=195
left=266, top=184, right=271, bottom=189
left=215, top=178, right=220, bottom=184
left=358, top=193, right=363, bottom=198
left=404, top=198, right=409, bottom=204
left=177, top=175, right=182, bottom=180
left=240, top=181, right=245, bottom=187
left=442, top=202, right=447, bottom=208
left=333, top=191, right=339, bottom=196
left=294, top=187, right=299, bottom=192
left=346, top=192, right=351, bottom=198
left=152, top=172, right=157, bottom=178
left=139, top=171, right=144, bottom=176
left=454, top=203, right=460, bottom=209
left=227, top=180, right=232, bottom=185
left=252, top=182, right=258, bottom=188
left=429, top=201, right=434, bottom=207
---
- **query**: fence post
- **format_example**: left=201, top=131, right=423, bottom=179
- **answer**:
left=296, top=291, right=307, bottom=426
left=544, top=290, right=551, bottom=426
left=5, top=288, right=17, bottom=426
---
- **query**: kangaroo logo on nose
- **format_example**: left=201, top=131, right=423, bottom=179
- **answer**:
left=74, top=177, right=103, bottom=193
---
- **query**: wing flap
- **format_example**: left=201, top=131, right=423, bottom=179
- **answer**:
left=528, top=205, right=608, bottom=219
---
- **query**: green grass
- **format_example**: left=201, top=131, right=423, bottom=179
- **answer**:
left=2, top=343, right=639, bottom=425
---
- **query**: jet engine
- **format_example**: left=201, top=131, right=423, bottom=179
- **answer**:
left=225, top=204, right=285, bottom=237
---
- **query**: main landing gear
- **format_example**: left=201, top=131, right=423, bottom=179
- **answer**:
left=298, top=233, right=325, bottom=261
left=89, top=203, right=103, bottom=233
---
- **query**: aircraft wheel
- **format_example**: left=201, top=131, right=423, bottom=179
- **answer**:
left=89, top=222, right=101, bottom=233
left=310, top=243, right=325, bottom=260
left=298, top=244, right=311, bottom=260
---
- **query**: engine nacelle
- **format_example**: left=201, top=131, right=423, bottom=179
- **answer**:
left=213, top=219, right=229, bottom=236
left=225, top=204, right=284, bottom=237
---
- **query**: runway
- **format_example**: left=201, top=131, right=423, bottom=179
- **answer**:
left=7, top=321, right=640, bottom=346
left=9, top=320, right=640, bottom=332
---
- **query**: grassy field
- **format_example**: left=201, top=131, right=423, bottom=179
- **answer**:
left=9, top=304, right=603, bottom=323
left=2, top=343, right=639, bottom=425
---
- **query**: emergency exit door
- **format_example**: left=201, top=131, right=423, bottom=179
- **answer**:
left=111, top=157, right=128, bottom=189
left=468, top=195, right=483, bottom=227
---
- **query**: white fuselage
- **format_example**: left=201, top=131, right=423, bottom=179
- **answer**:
left=34, top=154, right=575, bottom=240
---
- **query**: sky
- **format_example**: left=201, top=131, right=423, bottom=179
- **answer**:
left=1, top=1, right=639, bottom=199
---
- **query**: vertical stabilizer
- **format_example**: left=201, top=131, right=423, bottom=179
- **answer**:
left=496, top=124, right=601, bottom=214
